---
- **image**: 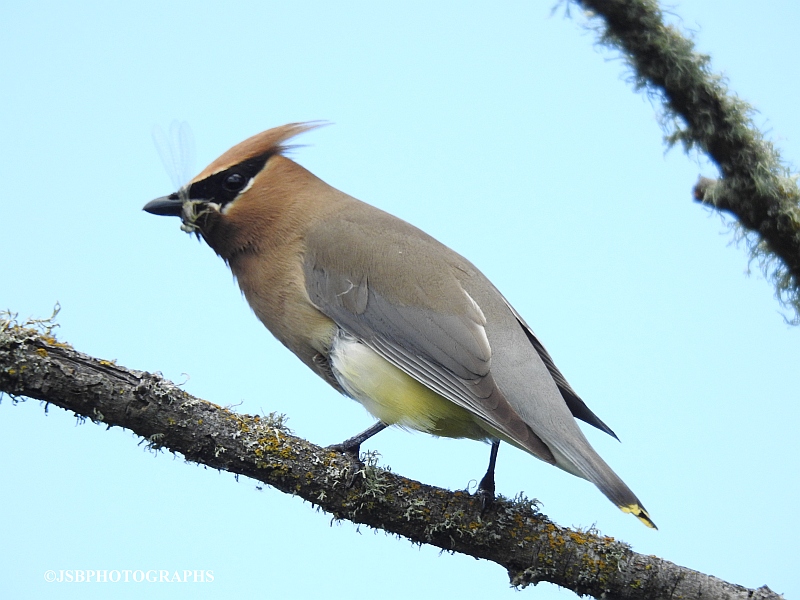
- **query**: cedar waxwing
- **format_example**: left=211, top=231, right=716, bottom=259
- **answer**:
left=144, top=123, right=655, bottom=528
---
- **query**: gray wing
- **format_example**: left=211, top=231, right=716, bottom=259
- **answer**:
left=500, top=299, right=619, bottom=440
left=303, top=249, right=555, bottom=464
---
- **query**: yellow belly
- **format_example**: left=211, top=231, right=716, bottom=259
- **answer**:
left=330, top=334, right=489, bottom=440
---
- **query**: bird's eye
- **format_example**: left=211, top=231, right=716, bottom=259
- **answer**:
left=223, top=173, right=247, bottom=192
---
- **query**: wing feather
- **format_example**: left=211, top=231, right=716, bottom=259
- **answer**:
left=500, top=297, right=619, bottom=440
left=304, top=257, right=555, bottom=464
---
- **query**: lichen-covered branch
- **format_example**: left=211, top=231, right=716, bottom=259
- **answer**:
left=571, top=0, right=800, bottom=322
left=0, top=319, right=781, bottom=600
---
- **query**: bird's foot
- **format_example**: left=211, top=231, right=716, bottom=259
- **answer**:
left=327, top=422, right=387, bottom=459
left=327, top=440, right=363, bottom=459
left=326, top=441, right=364, bottom=488
left=476, top=472, right=496, bottom=514
left=474, top=439, right=499, bottom=514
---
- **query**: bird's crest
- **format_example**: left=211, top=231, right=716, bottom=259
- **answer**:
left=190, top=122, right=326, bottom=184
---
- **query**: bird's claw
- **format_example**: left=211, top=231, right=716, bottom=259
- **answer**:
left=476, top=472, right=496, bottom=514
left=327, top=442, right=362, bottom=458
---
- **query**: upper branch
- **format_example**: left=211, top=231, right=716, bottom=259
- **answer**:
left=573, top=0, right=800, bottom=322
left=0, top=320, right=781, bottom=600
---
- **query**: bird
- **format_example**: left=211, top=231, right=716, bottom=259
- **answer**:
left=143, top=122, right=656, bottom=528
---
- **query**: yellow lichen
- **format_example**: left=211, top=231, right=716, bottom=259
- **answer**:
left=42, top=336, right=71, bottom=349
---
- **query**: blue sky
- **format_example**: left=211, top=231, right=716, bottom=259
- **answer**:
left=2, top=1, right=798, bottom=598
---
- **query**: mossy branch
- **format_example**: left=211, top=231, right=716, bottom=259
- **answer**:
left=570, top=0, right=800, bottom=323
left=0, top=318, right=781, bottom=600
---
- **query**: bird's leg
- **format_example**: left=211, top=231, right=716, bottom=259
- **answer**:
left=476, top=440, right=500, bottom=511
left=328, top=421, right=388, bottom=457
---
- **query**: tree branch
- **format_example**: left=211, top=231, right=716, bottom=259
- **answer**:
left=571, top=0, right=800, bottom=323
left=0, top=319, right=781, bottom=600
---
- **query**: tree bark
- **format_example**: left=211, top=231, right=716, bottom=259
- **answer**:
left=572, top=0, right=800, bottom=322
left=0, top=321, right=781, bottom=600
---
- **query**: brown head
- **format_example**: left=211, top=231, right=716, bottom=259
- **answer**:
left=144, top=122, right=328, bottom=262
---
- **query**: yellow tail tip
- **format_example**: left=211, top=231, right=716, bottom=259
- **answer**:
left=620, top=504, right=658, bottom=529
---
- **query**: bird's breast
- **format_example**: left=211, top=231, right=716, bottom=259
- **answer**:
left=230, top=246, right=337, bottom=375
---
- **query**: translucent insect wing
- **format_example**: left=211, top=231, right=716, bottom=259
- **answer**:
left=152, top=121, right=195, bottom=197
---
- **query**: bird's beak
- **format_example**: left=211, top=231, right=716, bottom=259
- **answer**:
left=143, top=193, right=184, bottom=217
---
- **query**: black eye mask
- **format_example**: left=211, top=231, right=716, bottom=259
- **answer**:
left=188, top=151, right=272, bottom=207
